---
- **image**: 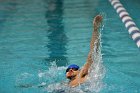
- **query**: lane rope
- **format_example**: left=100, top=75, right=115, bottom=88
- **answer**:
left=109, top=0, right=140, bottom=48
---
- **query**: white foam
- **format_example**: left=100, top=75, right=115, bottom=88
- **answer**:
left=38, top=72, right=45, bottom=78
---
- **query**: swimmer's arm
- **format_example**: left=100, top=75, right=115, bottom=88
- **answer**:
left=80, top=52, right=93, bottom=77
left=80, top=15, right=102, bottom=77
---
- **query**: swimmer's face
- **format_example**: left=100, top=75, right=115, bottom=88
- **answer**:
left=66, top=68, right=79, bottom=79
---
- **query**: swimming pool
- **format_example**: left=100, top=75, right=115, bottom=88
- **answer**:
left=0, top=0, right=140, bottom=93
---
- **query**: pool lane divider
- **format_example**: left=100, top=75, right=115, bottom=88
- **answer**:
left=109, top=0, right=140, bottom=48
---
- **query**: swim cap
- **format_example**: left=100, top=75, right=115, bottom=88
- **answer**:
left=66, top=64, right=79, bottom=72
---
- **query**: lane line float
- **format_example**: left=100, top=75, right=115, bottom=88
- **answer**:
left=109, top=0, right=140, bottom=48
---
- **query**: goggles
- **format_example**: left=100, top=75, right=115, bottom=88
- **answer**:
left=66, top=64, right=79, bottom=73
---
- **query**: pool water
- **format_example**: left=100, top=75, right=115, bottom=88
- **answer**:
left=0, top=0, right=140, bottom=93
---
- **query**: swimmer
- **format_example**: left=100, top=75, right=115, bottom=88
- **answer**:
left=66, top=15, right=103, bottom=87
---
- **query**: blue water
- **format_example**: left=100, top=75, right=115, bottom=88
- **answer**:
left=0, top=0, right=140, bottom=93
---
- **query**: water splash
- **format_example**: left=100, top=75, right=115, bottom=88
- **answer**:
left=15, top=72, right=38, bottom=88
left=86, top=31, right=105, bottom=93
left=15, top=62, right=66, bottom=89
left=45, top=25, right=105, bottom=93
left=38, top=61, right=66, bottom=86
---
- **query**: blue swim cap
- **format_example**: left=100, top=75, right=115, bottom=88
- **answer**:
left=66, top=64, right=79, bottom=72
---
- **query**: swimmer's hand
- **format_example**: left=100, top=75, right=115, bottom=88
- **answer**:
left=93, top=15, right=103, bottom=30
